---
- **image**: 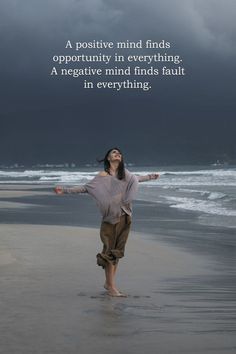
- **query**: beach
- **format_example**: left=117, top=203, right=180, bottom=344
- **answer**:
left=0, top=184, right=236, bottom=354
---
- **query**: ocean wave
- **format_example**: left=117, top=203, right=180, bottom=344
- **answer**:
left=178, top=188, right=227, bottom=200
left=0, top=170, right=98, bottom=177
left=39, top=174, right=94, bottom=182
left=208, top=192, right=227, bottom=200
left=161, top=169, right=236, bottom=177
left=157, top=178, right=236, bottom=187
left=0, top=170, right=98, bottom=182
left=178, top=188, right=209, bottom=196
left=164, top=196, right=236, bottom=216
left=0, top=168, right=236, bottom=188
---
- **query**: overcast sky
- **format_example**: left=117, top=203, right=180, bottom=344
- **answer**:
left=0, top=0, right=236, bottom=165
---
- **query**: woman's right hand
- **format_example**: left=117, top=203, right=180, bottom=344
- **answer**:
left=54, top=186, right=64, bottom=194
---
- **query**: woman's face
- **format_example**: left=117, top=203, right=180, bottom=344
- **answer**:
left=108, top=149, right=122, bottom=163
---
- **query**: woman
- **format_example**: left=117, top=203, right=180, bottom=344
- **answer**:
left=55, top=148, right=159, bottom=297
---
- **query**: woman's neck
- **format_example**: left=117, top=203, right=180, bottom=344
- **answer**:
left=109, top=162, right=119, bottom=176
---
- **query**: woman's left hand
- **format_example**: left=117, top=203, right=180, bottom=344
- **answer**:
left=149, top=173, right=160, bottom=180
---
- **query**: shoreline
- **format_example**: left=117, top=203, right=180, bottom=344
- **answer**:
left=0, top=183, right=235, bottom=263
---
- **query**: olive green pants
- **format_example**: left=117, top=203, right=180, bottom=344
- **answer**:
left=96, top=214, right=132, bottom=268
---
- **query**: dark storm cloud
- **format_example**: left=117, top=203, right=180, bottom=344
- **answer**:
left=0, top=0, right=236, bottom=165
left=1, top=0, right=235, bottom=72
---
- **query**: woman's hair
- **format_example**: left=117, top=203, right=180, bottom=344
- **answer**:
left=97, top=147, right=125, bottom=180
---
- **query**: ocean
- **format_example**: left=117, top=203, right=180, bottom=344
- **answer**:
left=0, top=165, right=236, bottom=229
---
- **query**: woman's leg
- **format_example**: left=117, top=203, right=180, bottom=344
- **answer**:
left=104, top=262, right=121, bottom=295
left=100, top=216, right=131, bottom=296
left=104, top=262, right=118, bottom=289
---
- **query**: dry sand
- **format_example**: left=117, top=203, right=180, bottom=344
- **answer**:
left=0, top=224, right=235, bottom=354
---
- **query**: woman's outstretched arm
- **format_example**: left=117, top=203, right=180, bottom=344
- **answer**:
left=137, top=173, right=160, bottom=182
left=54, top=186, right=87, bottom=194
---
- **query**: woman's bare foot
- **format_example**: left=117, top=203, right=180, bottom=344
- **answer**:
left=106, top=286, right=127, bottom=297
left=104, top=282, right=109, bottom=290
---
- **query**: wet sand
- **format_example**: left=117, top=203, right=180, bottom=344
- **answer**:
left=0, top=185, right=236, bottom=353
